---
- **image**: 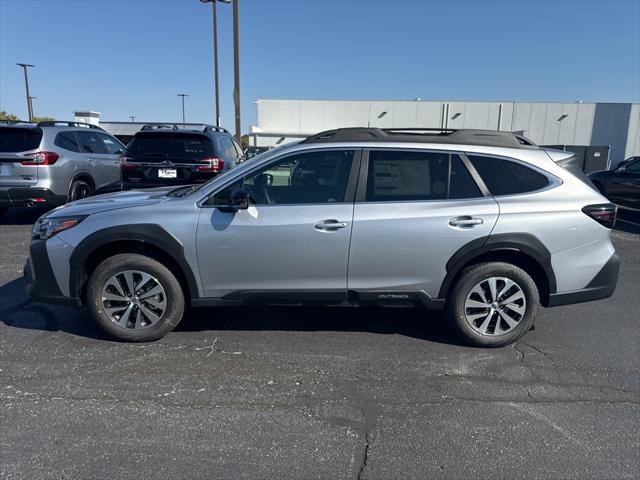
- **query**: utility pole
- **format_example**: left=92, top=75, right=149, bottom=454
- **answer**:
left=129, top=116, right=136, bottom=122
left=17, top=63, right=34, bottom=121
left=177, top=93, right=188, bottom=125
left=200, top=0, right=229, bottom=127
left=232, top=0, right=241, bottom=143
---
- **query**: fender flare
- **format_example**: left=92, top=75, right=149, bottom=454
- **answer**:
left=68, top=224, right=200, bottom=300
left=437, top=233, right=557, bottom=299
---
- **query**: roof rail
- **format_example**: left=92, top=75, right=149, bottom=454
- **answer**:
left=203, top=125, right=230, bottom=134
left=140, top=124, right=176, bottom=131
left=301, top=127, right=537, bottom=149
left=36, top=121, right=105, bottom=130
left=0, top=119, right=37, bottom=126
left=140, top=123, right=230, bottom=134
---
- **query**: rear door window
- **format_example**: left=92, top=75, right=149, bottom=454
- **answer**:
left=217, top=136, right=237, bottom=159
left=127, top=133, right=213, bottom=160
left=467, top=155, right=550, bottom=196
left=365, top=150, right=482, bottom=202
left=0, top=127, right=42, bottom=152
left=76, top=131, right=108, bottom=154
left=54, top=131, right=80, bottom=152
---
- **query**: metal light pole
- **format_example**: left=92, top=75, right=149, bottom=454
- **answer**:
left=129, top=116, right=136, bottom=122
left=17, top=63, right=34, bottom=121
left=200, top=0, right=230, bottom=127
left=232, top=0, right=241, bottom=143
left=28, top=97, right=36, bottom=119
left=178, top=93, right=189, bottom=125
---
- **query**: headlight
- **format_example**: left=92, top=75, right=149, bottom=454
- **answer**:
left=32, top=216, right=87, bottom=240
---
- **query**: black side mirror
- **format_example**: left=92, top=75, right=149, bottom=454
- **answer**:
left=616, top=165, right=626, bottom=173
left=230, top=188, right=250, bottom=209
left=217, top=188, right=250, bottom=212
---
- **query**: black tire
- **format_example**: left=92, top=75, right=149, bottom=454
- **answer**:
left=446, top=262, right=540, bottom=347
left=86, top=253, right=185, bottom=342
left=0, top=207, right=7, bottom=217
left=69, top=179, right=93, bottom=202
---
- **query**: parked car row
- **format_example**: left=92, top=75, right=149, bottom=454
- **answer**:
left=0, top=121, right=246, bottom=216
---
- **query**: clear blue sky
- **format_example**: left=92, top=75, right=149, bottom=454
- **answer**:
left=1, top=0, right=639, bottom=132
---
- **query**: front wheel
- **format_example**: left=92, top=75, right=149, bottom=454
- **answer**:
left=86, top=254, right=185, bottom=341
left=447, top=262, right=540, bottom=347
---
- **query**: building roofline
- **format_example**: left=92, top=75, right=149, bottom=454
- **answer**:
left=255, top=97, right=639, bottom=105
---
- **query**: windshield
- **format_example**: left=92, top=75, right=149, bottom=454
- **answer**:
left=127, top=132, right=213, bottom=160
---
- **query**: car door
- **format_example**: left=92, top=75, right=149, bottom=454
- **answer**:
left=196, top=149, right=360, bottom=300
left=614, top=158, right=640, bottom=209
left=97, top=133, right=126, bottom=187
left=76, top=130, right=118, bottom=190
left=347, top=149, right=499, bottom=301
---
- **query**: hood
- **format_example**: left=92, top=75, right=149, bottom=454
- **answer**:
left=46, top=187, right=176, bottom=218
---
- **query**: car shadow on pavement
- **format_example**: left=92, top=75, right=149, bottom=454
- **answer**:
left=178, top=304, right=466, bottom=346
left=0, top=278, right=110, bottom=341
left=1, top=277, right=464, bottom=346
left=0, top=207, right=49, bottom=226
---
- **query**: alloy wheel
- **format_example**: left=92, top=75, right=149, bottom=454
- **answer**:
left=101, top=270, right=167, bottom=329
left=464, top=277, right=527, bottom=336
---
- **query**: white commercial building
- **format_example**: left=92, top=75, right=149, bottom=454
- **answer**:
left=249, top=99, right=640, bottom=168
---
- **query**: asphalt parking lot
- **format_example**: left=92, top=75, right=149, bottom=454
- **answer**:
left=1, top=207, right=638, bottom=480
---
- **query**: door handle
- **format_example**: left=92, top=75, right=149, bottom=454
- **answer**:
left=449, top=216, right=483, bottom=227
left=315, top=219, right=348, bottom=231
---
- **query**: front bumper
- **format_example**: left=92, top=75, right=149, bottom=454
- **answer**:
left=0, top=188, right=67, bottom=208
left=24, top=239, right=79, bottom=306
left=547, top=252, right=620, bottom=307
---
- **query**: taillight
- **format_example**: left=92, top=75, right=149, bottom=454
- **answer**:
left=582, top=203, right=617, bottom=229
left=21, top=151, right=59, bottom=166
left=119, top=155, right=139, bottom=169
left=196, top=157, right=224, bottom=172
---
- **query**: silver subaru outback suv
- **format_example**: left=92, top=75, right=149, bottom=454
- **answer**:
left=0, top=121, right=124, bottom=215
left=24, top=128, right=619, bottom=347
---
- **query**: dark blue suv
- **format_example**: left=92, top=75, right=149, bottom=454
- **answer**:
left=121, top=124, right=243, bottom=189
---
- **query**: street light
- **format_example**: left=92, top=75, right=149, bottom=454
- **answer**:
left=16, top=63, right=34, bottom=121
left=178, top=93, right=189, bottom=125
left=200, top=0, right=230, bottom=127
left=28, top=97, right=36, bottom=119
left=232, top=0, right=241, bottom=143
left=129, top=116, right=136, bottom=122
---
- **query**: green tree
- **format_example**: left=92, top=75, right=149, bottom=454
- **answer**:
left=241, top=134, right=250, bottom=149
left=0, top=111, right=19, bottom=121
left=33, top=116, right=55, bottom=122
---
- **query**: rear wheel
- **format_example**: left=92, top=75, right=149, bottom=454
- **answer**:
left=447, top=262, right=539, bottom=347
left=86, top=254, right=185, bottom=342
left=69, top=179, right=93, bottom=202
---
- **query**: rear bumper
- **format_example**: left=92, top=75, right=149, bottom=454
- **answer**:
left=122, top=169, right=218, bottom=190
left=547, top=252, right=619, bottom=307
left=24, top=239, right=80, bottom=307
left=0, top=188, right=67, bottom=208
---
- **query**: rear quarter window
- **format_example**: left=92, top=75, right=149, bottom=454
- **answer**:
left=0, top=127, right=43, bottom=152
left=54, top=131, right=80, bottom=152
left=467, top=154, right=551, bottom=196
